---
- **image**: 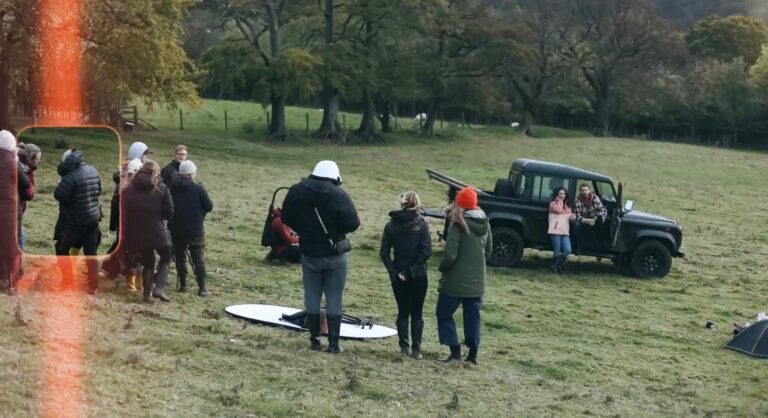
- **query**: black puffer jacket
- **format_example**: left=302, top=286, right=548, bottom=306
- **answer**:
left=54, top=150, right=102, bottom=226
left=281, top=176, right=360, bottom=257
left=109, top=170, right=121, bottom=231
left=161, top=160, right=180, bottom=185
left=380, top=210, right=432, bottom=280
left=122, top=169, right=174, bottom=252
left=169, top=175, right=213, bottom=241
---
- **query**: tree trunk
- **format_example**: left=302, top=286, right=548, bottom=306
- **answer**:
left=420, top=97, right=441, bottom=137
left=269, top=91, right=288, bottom=141
left=376, top=99, right=392, bottom=133
left=315, top=0, right=344, bottom=142
left=522, top=111, right=537, bottom=137
left=0, top=65, right=11, bottom=131
left=355, top=89, right=379, bottom=142
left=594, top=94, right=610, bottom=137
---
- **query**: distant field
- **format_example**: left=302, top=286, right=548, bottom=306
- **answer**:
left=2, top=100, right=767, bottom=417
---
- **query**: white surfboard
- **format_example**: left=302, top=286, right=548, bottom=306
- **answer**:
left=225, top=304, right=397, bottom=340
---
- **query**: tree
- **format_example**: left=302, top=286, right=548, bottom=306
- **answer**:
left=205, top=0, right=319, bottom=140
left=702, top=59, right=755, bottom=147
left=414, top=0, right=507, bottom=136
left=686, top=15, right=768, bottom=66
left=751, top=45, right=768, bottom=90
left=556, top=0, right=672, bottom=136
left=81, top=0, right=200, bottom=125
left=0, top=0, right=39, bottom=130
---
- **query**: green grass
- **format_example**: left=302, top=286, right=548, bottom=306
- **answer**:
left=3, top=101, right=768, bottom=417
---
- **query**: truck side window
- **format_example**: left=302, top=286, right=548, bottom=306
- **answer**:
left=512, top=173, right=528, bottom=198
left=532, top=176, right=570, bottom=202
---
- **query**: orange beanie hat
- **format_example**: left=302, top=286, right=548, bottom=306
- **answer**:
left=455, top=187, right=478, bottom=210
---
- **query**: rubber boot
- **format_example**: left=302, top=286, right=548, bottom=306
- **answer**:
left=177, top=275, right=187, bottom=293
left=396, top=319, right=410, bottom=355
left=152, top=264, right=171, bottom=302
left=442, top=345, right=461, bottom=363
left=126, top=273, right=137, bottom=291
left=411, top=320, right=424, bottom=360
left=558, top=255, right=567, bottom=275
left=326, top=315, right=343, bottom=354
left=307, top=313, right=322, bottom=350
left=142, top=269, right=154, bottom=304
left=466, top=346, right=478, bottom=365
left=196, top=276, right=209, bottom=297
left=550, top=256, right=560, bottom=274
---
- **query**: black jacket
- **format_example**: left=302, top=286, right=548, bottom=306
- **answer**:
left=122, top=170, right=174, bottom=252
left=109, top=170, right=121, bottom=231
left=380, top=210, right=432, bottom=280
left=53, top=151, right=102, bottom=226
left=169, top=175, right=213, bottom=241
left=281, top=176, right=360, bottom=257
left=161, top=160, right=180, bottom=186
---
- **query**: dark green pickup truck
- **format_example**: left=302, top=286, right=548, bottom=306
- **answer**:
left=427, top=159, right=684, bottom=278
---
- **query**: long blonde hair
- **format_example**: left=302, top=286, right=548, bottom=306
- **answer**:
left=449, top=203, right=469, bottom=234
left=399, top=191, right=421, bottom=211
left=141, top=159, right=162, bottom=192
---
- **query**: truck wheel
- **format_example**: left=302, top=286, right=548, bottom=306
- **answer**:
left=488, top=227, right=524, bottom=267
left=630, top=240, right=672, bottom=278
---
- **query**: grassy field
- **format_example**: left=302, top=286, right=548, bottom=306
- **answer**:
left=2, top=100, right=768, bottom=417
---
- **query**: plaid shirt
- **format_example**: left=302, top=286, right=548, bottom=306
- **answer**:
left=574, top=194, right=606, bottom=222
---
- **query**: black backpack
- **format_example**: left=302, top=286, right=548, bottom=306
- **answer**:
left=261, top=187, right=289, bottom=247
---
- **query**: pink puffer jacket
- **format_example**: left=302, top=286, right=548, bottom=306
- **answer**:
left=548, top=200, right=572, bottom=236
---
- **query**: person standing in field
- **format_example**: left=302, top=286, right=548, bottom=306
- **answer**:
left=103, top=158, right=143, bottom=290
left=17, top=143, right=41, bottom=250
left=548, top=187, right=575, bottom=274
left=380, top=191, right=431, bottom=359
left=281, top=160, right=360, bottom=353
left=122, top=160, right=174, bottom=303
left=169, top=160, right=213, bottom=296
left=436, top=187, right=492, bottom=365
left=161, top=144, right=187, bottom=186
left=54, top=149, right=103, bottom=294
left=0, top=130, right=22, bottom=295
left=572, top=183, right=607, bottom=255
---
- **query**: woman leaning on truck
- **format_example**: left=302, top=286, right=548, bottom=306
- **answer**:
left=548, top=187, right=576, bottom=274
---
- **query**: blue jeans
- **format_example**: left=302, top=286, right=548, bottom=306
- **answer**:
left=550, top=234, right=571, bottom=259
left=436, top=294, right=482, bottom=349
left=301, top=253, right=348, bottom=316
left=19, top=225, right=25, bottom=250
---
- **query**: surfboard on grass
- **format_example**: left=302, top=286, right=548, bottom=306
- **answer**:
left=225, top=304, right=397, bottom=340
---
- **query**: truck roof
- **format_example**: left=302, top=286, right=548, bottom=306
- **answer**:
left=512, top=159, right=612, bottom=183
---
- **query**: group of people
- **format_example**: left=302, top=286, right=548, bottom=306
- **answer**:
left=281, top=161, right=491, bottom=363
left=0, top=129, right=214, bottom=302
left=548, top=184, right=607, bottom=274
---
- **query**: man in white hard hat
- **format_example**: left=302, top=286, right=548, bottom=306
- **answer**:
left=281, top=160, right=360, bottom=353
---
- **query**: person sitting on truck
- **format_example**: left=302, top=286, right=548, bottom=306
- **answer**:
left=572, top=184, right=607, bottom=254
left=548, top=187, right=575, bottom=274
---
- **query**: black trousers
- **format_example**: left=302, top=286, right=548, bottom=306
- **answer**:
left=139, top=246, right=172, bottom=290
left=56, top=223, right=101, bottom=288
left=391, top=276, right=428, bottom=323
left=172, top=237, right=206, bottom=281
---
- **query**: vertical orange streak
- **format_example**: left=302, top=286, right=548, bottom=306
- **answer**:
left=37, top=0, right=86, bottom=416
left=39, top=0, right=83, bottom=123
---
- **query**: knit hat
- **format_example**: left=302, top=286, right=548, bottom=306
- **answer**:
left=0, top=130, right=16, bottom=151
left=61, top=149, right=74, bottom=163
left=179, top=160, right=197, bottom=175
left=455, top=187, right=478, bottom=210
left=128, top=141, right=152, bottom=160
left=311, top=160, right=342, bottom=183
left=126, top=158, right=143, bottom=174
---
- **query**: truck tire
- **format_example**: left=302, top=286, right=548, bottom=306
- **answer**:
left=488, top=227, right=524, bottom=267
left=630, top=240, right=672, bottom=278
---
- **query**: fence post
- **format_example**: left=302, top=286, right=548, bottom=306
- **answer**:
left=224, top=109, right=228, bottom=131
left=306, top=113, right=310, bottom=131
left=179, top=109, right=184, bottom=130
left=342, top=113, right=346, bottom=130
left=133, top=106, right=138, bottom=123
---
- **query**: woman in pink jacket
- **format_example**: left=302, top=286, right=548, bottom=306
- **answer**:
left=548, top=187, right=575, bottom=274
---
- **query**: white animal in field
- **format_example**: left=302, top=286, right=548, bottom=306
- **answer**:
left=510, top=122, right=520, bottom=128
left=414, top=113, right=427, bottom=121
